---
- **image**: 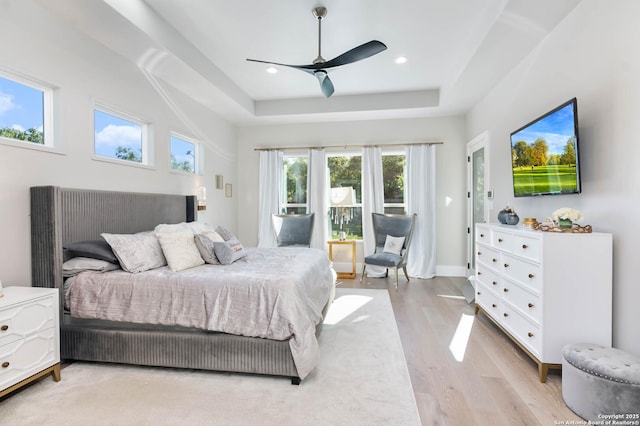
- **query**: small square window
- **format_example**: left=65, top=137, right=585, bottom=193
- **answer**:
left=94, top=107, right=146, bottom=164
left=170, top=134, right=197, bottom=174
left=0, top=73, right=52, bottom=147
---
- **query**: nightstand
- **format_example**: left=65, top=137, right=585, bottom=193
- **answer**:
left=0, top=286, right=60, bottom=398
left=327, top=240, right=357, bottom=279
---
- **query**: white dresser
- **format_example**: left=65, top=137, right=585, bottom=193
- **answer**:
left=0, top=286, right=60, bottom=397
left=474, top=223, right=612, bottom=382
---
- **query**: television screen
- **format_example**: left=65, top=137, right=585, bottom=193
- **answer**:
left=510, top=98, right=581, bottom=197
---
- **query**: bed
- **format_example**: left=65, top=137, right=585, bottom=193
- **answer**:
left=30, top=186, right=336, bottom=384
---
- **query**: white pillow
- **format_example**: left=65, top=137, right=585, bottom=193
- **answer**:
left=156, top=231, right=205, bottom=272
left=382, top=235, right=405, bottom=255
left=155, top=222, right=215, bottom=235
left=101, top=232, right=167, bottom=273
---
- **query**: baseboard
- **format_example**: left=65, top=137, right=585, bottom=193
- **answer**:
left=435, top=265, right=466, bottom=277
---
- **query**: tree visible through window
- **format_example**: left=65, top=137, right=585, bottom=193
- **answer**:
left=0, top=75, right=47, bottom=146
left=170, top=135, right=197, bottom=173
left=94, top=108, right=145, bottom=164
left=283, top=156, right=308, bottom=214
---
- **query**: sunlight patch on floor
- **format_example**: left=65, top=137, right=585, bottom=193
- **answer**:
left=437, top=294, right=466, bottom=301
left=323, top=295, right=373, bottom=325
left=449, top=313, right=475, bottom=362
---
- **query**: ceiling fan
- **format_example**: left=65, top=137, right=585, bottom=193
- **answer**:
left=246, top=6, right=387, bottom=98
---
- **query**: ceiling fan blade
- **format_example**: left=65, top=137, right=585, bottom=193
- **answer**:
left=320, top=40, right=387, bottom=69
left=314, top=70, right=334, bottom=98
left=246, top=40, right=386, bottom=71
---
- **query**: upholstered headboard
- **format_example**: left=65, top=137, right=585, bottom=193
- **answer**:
left=30, top=186, right=196, bottom=291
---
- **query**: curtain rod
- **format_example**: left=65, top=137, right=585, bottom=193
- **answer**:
left=254, top=141, right=443, bottom=152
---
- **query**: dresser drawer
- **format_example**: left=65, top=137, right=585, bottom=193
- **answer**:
left=476, top=245, right=501, bottom=271
left=0, top=328, right=58, bottom=389
left=476, top=284, right=501, bottom=317
left=501, top=254, right=541, bottom=292
left=477, top=265, right=502, bottom=293
left=0, top=295, right=57, bottom=347
left=492, top=230, right=514, bottom=252
left=501, top=303, right=541, bottom=358
left=511, top=234, right=541, bottom=263
left=476, top=226, right=491, bottom=245
left=501, top=280, right=541, bottom=324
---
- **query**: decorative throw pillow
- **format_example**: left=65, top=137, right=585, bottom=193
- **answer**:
left=101, top=232, right=167, bottom=273
left=62, top=257, right=121, bottom=277
left=214, top=238, right=247, bottom=265
left=382, top=235, right=405, bottom=255
left=155, top=222, right=215, bottom=235
left=64, top=239, right=119, bottom=264
left=156, top=231, right=205, bottom=272
left=215, top=225, right=236, bottom=241
left=194, top=233, right=224, bottom=265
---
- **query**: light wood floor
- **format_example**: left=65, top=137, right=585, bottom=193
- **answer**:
left=338, top=274, right=582, bottom=426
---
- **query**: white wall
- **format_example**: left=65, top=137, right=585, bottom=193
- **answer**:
left=237, top=116, right=468, bottom=276
left=0, top=2, right=237, bottom=287
left=466, top=0, right=640, bottom=355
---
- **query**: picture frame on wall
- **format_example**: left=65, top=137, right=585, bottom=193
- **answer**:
left=225, top=183, right=232, bottom=197
left=215, top=175, right=224, bottom=189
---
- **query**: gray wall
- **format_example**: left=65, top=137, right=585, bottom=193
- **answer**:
left=466, top=0, right=640, bottom=355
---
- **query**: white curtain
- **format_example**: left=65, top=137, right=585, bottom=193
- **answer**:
left=308, top=148, right=328, bottom=250
left=257, top=150, right=283, bottom=248
left=406, top=144, right=437, bottom=278
left=361, top=147, right=386, bottom=277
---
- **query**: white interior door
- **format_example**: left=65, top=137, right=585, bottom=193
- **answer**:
left=466, top=132, right=490, bottom=276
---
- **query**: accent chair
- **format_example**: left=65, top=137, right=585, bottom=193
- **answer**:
left=271, top=213, right=315, bottom=247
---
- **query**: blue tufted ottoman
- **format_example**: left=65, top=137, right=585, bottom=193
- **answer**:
left=562, top=343, right=640, bottom=421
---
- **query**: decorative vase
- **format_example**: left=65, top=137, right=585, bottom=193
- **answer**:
left=498, top=206, right=512, bottom=224
left=558, top=218, right=573, bottom=229
left=506, top=213, right=520, bottom=225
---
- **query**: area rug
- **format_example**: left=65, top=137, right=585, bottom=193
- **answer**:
left=0, top=288, right=420, bottom=426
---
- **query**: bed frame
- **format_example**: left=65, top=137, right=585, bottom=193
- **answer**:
left=30, top=186, right=305, bottom=384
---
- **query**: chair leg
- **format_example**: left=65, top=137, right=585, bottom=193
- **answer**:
left=360, top=264, right=367, bottom=282
left=394, top=268, right=399, bottom=291
left=403, top=266, right=410, bottom=283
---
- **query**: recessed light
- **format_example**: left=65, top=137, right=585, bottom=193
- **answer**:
left=394, top=56, right=408, bottom=64
left=266, top=67, right=278, bottom=74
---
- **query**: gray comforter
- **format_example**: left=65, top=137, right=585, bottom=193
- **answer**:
left=65, top=247, right=336, bottom=379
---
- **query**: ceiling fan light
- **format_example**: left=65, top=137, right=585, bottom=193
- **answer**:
left=266, top=67, right=278, bottom=74
left=395, top=56, right=408, bottom=64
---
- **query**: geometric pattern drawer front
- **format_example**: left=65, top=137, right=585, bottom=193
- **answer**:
left=0, top=296, right=56, bottom=347
left=0, top=328, right=58, bottom=390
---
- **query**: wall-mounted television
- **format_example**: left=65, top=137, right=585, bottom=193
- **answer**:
left=510, top=98, right=581, bottom=197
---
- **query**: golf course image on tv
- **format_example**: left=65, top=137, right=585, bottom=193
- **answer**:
left=510, top=98, right=581, bottom=197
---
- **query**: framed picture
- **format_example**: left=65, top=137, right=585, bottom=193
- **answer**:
left=225, top=183, right=233, bottom=197
left=215, top=175, right=224, bottom=189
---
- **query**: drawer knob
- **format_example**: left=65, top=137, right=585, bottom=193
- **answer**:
left=503, top=288, right=509, bottom=293
left=477, top=251, right=482, bottom=255
left=528, top=303, right=534, bottom=308
left=492, top=258, right=497, bottom=263
left=503, top=313, right=509, bottom=317
left=498, top=238, right=503, bottom=243
left=522, top=244, right=528, bottom=249
left=480, top=234, right=485, bottom=238
left=528, top=273, right=535, bottom=279
left=492, top=303, right=497, bottom=308
left=504, top=263, right=509, bottom=268
left=0, top=325, right=8, bottom=331
left=528, top=332, right=534, bottom=338
left=477, top=271, right=482, bottom=275
left=492, top=281, right=497, bottom=286
left=477, top=291, right=481, bottom=296
left=1, top=362, right=9, bottom=368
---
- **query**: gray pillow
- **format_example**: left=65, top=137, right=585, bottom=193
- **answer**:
left=64, top=239, right=119, bottom=264
left=194, top=234, right=220, bottom=264
left=215, top=225, right=236, bottom=241
left=213, top=238, right=247, bottom=265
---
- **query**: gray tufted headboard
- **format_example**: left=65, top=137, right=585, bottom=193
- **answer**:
left=30, top=186, right=196, bottom=291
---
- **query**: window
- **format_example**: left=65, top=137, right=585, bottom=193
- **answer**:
left=94, top=106, right=147, bottom=164
left=0, top=72, right=53, bottom=148
left=329, top=154, right=363, bottom=240
left=170, top=134, right=198, bottom=174
left=382, top=154, right=407, bottom=214
left=282, top=155, right=308, bottom=214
